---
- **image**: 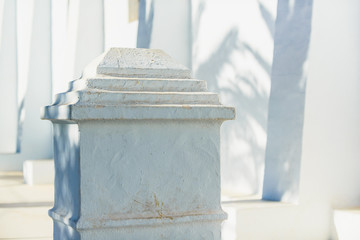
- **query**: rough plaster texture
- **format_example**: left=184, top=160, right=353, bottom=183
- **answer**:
left=42, top=48, right=235, bottom=239
left=93, top=48, right=191, bottom=79
left=51, top=123, right=80, bottom=240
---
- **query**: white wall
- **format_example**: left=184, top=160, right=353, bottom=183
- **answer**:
left=192, top=0, right=277, bottom=196
left=137, top=0, right=278, bottom=198
left=300, top=0, right=360, bottom=237
left=301, top=0, right=360, bottom=210
left=223, top=0, right=360, bottom=239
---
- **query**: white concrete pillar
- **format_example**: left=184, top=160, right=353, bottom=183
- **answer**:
left=57, top=0, right=104, bottom=95
left=150, top=0, right=191, bottom=68
left=51, top=0, right=68, bottom=97
left=42, top=48, right=235, bottom=239
left=103, top=0, right=138, bottom=49
left=0, top=0, right=18, bottom=153
left=0, top=0, right=53, bottom=170
left=137, top=0, right=191, bottom=68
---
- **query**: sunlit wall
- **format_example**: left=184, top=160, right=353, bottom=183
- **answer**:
left=192, top=0, right=277, bottom=196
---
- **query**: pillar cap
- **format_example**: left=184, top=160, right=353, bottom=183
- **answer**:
left=84, top=48, right=192, bottom=79
left=42, top=48, right=235, bottom=122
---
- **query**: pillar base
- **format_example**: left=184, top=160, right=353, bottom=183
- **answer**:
left=50, top=208, right=226, bottom=240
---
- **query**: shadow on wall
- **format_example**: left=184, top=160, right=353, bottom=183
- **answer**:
left=192, top=0, right=275, bottom=195
left=136, top=0, right=276, bottom=195
left=195, top=29, right=269, bottom=195
left=262, top=0, right=313, bottom=202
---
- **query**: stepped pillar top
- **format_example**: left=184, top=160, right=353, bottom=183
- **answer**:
left=42, top=48, right=235, bottom=122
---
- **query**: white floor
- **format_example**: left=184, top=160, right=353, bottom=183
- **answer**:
left=0, top=172, right=53, bottom=240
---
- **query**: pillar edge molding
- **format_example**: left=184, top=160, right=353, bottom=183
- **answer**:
left=41, top=48, right=235, bottom=122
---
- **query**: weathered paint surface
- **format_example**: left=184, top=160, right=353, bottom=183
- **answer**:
left=43, top=48, right=234, bottom=239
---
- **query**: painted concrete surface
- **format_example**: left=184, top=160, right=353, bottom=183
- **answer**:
left=298, top=0, right=360, bottom=238
left=137, top=0, right=191, bottom=68
left=104, top=0, right=138, bottom=50
left=0, top=171, right=53, bottom=239
left=192, top=0, right=277, bottom=196
left=0, top=0, right=18, bottom=154
left=221, top=0, right=360, bottom=239
left=43, top=48, right=234, bottom=239
left=43, top=48, right=234, bottom=122
left=262, top=0, right=313, bottom=202
left=51, top=0, right=104, bottom=98
left=0, top=0, right=53, bottom=170
left=139, top=0, right=275, bottom=195
left=51, top=123, right=80, bottom=239
left=150, top=0, right=191, bottom=68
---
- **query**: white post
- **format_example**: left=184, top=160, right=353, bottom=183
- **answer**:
left=0, top=0, right=17, bottom=153
left=42, top=48, right=235, bottom=239
left=55, top=0, right=104, bottom=95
